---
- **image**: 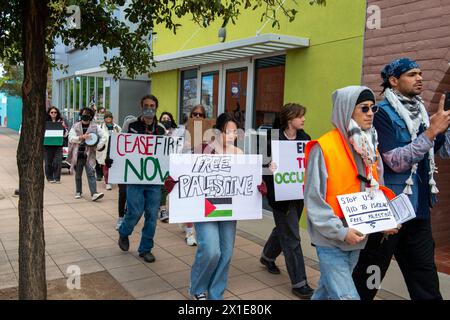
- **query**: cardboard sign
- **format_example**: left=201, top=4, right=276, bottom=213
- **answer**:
left=337, top=190, right=398, bottom=235
left=169, top=154, right=262, bottom=223
left=108, top=132, right=184, bottom=185
left=271, top=140, right=308, bottom=201
left=186, top=118, right=216, bottom=148
left=389, top=193, right=416, bottom=224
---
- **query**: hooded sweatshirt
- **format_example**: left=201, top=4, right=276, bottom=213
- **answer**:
left=304, top=86, right=381, bottom=251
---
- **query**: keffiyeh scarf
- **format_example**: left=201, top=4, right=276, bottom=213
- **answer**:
left=384, top=88, right=438, bottom=195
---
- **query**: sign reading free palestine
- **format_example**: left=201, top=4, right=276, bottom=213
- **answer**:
left=108, top=132, right=184, bottom=185
left=168, top=154, right=263, bottom=223
left=271, top=140, right=308, bottom=201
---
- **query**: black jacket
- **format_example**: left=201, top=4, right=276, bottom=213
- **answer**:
left=263, top=129, right=311, bottom=213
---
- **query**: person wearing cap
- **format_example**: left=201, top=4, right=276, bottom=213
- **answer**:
left=97, top=111, right=121, bottom=191
left=110, top=94, right=167, bottom=263
left=352, top=58, right=450, bottom=300
left=304, top=86, right=397, bottom=300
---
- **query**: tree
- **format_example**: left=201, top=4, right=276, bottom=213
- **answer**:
left=0, top=0, right=325, bottom=299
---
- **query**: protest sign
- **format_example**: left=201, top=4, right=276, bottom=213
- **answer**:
left=169, top=154, right=262, bottom=223
left=337, top=190, right=398, bottom=235
left=389, top=193, right=416, bottom=224
left=108, top=132, right=184, bottom=185
left=271, top=140, right=308, bottom=201
left=44, top=121, right=64, bottom=146
left=186, top=118, right=216, bottom=148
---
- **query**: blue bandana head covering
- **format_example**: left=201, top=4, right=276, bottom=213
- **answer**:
left=381, top=58, right=420, bottom=91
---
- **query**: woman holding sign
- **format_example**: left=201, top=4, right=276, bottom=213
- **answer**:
left=260, top=103, right=314, bottom=299
left=44, top=106, right=68, bottom=183
left=304, top=86, right=397, bottom=300
left=165, top=112, right=266, bottom=300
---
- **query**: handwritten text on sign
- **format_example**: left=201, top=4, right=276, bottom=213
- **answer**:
left=271, top=140, right=308, bottom=201
left=108, top=133, right=184, bottom=184
left=337, top=190, right=398, bottom=235
left=169, top=154, right=262, bottom=223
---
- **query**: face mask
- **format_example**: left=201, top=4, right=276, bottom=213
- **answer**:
left=142, top=107, right=156, bottom=119
left=161, top=120, right=172, bottom=129
left=81, top=114, right=91, bottom=122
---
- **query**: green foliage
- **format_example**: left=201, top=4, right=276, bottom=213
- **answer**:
left=0, top=63, right=24, bottom=97
left=1, top=0, right=326, bottom=81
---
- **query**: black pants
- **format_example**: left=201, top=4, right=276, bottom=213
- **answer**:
left=262, top=201, right=307, bottom=288
left=118, top=184, right=127, bottom=218
left=44, top=146, right=62, bottom=181
left=95, top=161, right=103, bottom=180
left=352, top=218, right=442, bottom=300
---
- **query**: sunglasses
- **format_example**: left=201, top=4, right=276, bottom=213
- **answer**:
left=358, top=104, right=379, bottom=114
left=50, top=111, right=57, bottom=114
left=192, top=112, right=205, bottom=118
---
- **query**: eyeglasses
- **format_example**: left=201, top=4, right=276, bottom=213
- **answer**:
left=50, top=111, right=57, bottom=114
left=192, top=112, right=205, bottom=118
left=357, top=104, right=379, bottom=114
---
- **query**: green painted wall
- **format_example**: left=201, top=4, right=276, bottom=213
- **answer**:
left=284, top=36, right=365, bottom=139
left=151, top=70, right=179, bottom=122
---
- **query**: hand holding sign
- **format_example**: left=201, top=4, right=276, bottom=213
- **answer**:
left=164, top=175, right=178, bottom=193
left=344, top=228, right=366, bottom=245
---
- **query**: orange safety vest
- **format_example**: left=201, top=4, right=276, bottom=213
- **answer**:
left=305, top=128, right=395, bottom=219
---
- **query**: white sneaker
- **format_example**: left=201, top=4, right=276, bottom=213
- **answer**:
left=115, top=217, right=124, bottom=230
left=75, top=192, right=82, bottom=199
left=92, top=193, right=104, bottom=201
left=105, top=184, right=112, bottom=190
left=185, top=232, right=197, bottom=246
left=191, top=292, right=206, bottom=300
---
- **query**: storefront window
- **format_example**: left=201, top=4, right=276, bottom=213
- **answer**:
left=253, top=55, right=285, bottom=129
left=179, top=69, right=198, bottom=122
left=201, top=71, right=219, bottom=118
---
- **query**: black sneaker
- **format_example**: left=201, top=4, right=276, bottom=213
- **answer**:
left=292, top=284, right=314, bottom=300
left=139, top=251, right=155, bottom=263
left=118, top=235, right=129, bottom=251
left=260, top=257, right=281, bottom=274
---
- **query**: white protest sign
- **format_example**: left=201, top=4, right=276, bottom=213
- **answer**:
left=337, top=190, right=398, bottom=235
left=108, top=132, right=184, bottom=185
left=271, top=140, right=308, bottom=201
left=389, top=193, right=416, bottom=224
left=169, top=154, right=263, bottom=223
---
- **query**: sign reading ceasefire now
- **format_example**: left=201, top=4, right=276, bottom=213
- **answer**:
left=108, top=132, right=184, bottom=185
left=271, top=140, right=308, bottom=201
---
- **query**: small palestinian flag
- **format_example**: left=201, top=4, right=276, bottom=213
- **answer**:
left=205, top=197, right=233, bottom=218
left=44, top=121, right=64, bottom=146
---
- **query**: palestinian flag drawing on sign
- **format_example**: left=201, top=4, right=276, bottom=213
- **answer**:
left=44, top=121, right=64, bottom=146
left=205, top=198, right=233, bottom=218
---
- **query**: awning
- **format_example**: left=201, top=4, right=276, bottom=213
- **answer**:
left=73, top=33, right=309, bottom=77
left=152, top=33, right=309, bottom=72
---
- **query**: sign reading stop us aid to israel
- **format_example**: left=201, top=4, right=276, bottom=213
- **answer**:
left=271, top=140, right=308, bottom=201
left=168, top=154, right=263, bottom=223
left=108, top=132, right=184, bottom=185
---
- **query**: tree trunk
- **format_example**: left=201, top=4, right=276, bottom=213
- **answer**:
left=18, top=0, right=49, bottom=300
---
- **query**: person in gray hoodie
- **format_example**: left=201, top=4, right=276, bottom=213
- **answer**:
left=304, top=86, right=398, bottom=300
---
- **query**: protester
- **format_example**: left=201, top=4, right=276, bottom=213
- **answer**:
left=304, top=86, right=397, bottom=300
left=165, top=112, right=267, bottom=300
left=95, top=107, right=106, bottom=181
left=44, top=106, right=68, bottom=183
left=68, top=107, right=106, bottom=201
left=115, top=94, right=166, bottom=263
left=97, top=111, right=121, bottom=191
left=260, top=103, right=314, bottom=299
left=352, top=58, right=450, bottom=300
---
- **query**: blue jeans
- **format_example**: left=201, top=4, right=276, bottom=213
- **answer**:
left=190, top=220, right=237, bottom=300
left=119, top=184, right=161, bottom=254
left=312, top=246, right=361, bottom=300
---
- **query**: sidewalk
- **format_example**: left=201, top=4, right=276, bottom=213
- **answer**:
left=0, top=127, right=400, bottom=300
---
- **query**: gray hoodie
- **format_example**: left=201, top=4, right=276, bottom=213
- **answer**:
left=305, top=86, right=380, bottom=251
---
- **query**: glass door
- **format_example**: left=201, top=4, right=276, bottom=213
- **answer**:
left=224, top=67, right=248, bottom=129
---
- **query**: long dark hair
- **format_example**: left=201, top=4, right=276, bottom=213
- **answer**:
left=46, top=106, right=62, bottom=122
left=215, top=112, right=238, bottom=132
left=159, top=111, right=177, bottom=128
